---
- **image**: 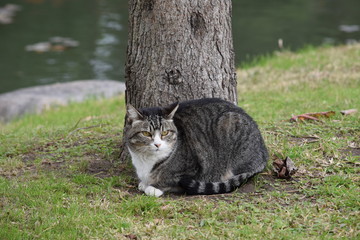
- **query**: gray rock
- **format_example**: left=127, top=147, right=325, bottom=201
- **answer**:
left=0, top=80, right=126, bottom=123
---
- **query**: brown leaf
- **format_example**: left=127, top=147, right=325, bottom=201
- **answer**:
left=273, top=156, right=297, bottom=179
left=340, top=109, right=358, bottom=115
left=309, top=111, right=336, bottom=118
left=290, top=111, right=335, bottom=122
left=273, top=159, right=284, bottom=169
left=279, top=166, right=287, bottom=178
left=124, top=234, right=138, bottom=240
left=290, top=114, right=319, bottom=122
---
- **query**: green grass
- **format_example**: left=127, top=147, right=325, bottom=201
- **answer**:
left=1, top=44, right=360, bottom=239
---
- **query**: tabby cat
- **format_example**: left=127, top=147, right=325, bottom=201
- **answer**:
left=125, top=98, right=268, bottom=197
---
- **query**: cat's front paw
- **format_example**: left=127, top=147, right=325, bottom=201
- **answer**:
left=138, top=182, right=147, bottom=192
left=144, top=186, right=164, bottom=197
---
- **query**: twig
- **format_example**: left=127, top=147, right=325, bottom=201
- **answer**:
left=67, top=124, right=108, bottom=136
left=71, top=116, right=100, bottom=130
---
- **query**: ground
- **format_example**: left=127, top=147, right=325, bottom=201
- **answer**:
left=0, top=44, right=359, bottom=239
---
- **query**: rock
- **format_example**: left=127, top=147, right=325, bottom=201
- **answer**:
left=0, top=80, right=126, bottom=123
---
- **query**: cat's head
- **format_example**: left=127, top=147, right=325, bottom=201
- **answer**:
left=125, top=103, right=179, bottom=157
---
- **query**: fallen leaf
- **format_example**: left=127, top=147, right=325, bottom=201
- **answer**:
left=290, top=111, right=335, bottom=122
left=290, top=114, right=319, bottom=122
left=273, top=156, right=297, bottom=179
left=340, top=109, right=358, bottom=115
left=124, top=234, right=138, bottom=240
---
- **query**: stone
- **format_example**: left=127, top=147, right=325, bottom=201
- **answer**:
left=0, top=80, right=126, bottom=123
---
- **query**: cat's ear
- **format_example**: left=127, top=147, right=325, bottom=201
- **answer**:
left=126, top=104, right=143, bottom=123
left=165, top=103, right=179, bottom=119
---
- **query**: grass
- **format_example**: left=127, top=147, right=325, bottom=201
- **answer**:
left=1, top=44, right=360, bottom=239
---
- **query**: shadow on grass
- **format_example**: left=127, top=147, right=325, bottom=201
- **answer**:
left=3, top=132, right=357, bottom=200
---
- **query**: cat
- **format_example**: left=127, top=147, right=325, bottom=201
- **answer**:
left=124, top=98, right=268, bottom=197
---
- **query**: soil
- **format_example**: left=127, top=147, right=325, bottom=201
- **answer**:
left=2, top=139, right=302, bottom=199
left=341, top=147, right=360, bottom=157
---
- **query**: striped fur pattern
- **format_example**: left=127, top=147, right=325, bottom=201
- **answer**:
left=179, top=172, right=253, bottom=195
left=125, top=98, right=268, bottom=196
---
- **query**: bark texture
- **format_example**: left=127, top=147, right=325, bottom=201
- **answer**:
left=125, top=0, right=237, bottom=108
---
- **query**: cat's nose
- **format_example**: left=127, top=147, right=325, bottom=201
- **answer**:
left=154, top=143, right=161, bottom=148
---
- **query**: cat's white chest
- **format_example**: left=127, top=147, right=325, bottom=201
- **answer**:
left=128, top=149, right=162, bottom=185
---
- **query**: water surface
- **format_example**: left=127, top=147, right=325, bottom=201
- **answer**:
left=0, top=0, right=359, bottom=93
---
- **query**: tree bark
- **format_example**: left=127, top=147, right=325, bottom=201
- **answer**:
left=125, top=0, right=237, bottom=109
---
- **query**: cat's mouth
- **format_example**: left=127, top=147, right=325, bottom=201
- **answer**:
left=149, top=147, right=160, bottom=152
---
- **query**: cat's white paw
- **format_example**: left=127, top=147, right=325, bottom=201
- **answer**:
left=144, top=186, right=164, bottom=197
left=138, top=182, right=146, bottom=192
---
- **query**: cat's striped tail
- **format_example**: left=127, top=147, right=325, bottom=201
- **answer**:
left=179, top=172, right=254, bottom=195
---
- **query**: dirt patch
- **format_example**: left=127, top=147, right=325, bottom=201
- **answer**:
left=5, top=138, right=302, bottom=200
left=21, top=152, right=37, bottom=163
left=86, top=157, right=115, bottom=177
left=85, top=155, right=136, bottom=179
left=245, top=173, right=300, bottom=193
left=164, top=172, right=301, bottom=201
left=341, top=147, right=360, bottom=157
left=40, top=159, right=66, bottom=169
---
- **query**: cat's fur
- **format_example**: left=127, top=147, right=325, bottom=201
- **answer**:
left=125, top=98, right=268, bottom=197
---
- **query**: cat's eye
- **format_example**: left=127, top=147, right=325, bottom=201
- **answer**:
left=161, top=130, right=169, bottom=136
left=141, top=131, right=152, bottom=137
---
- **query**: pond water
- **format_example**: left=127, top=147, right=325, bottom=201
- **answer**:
left=1, top=0, right=359, bottom=94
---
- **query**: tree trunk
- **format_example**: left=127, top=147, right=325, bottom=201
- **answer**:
left=125, top=0, right=237, bottom=109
